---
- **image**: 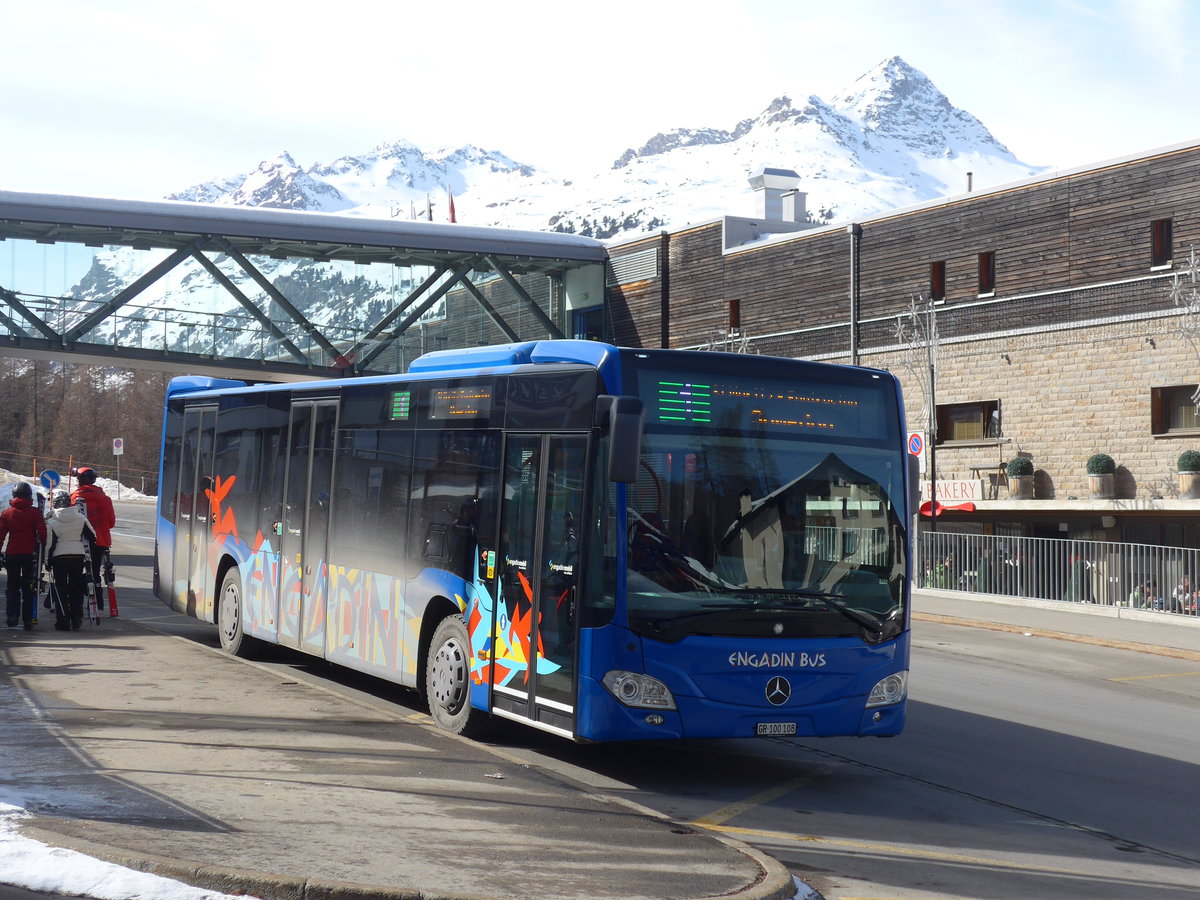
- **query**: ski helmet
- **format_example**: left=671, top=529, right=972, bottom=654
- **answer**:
left=52, top=490, right=72, bottom=509
left=76, top=467, right=97, bottom=485
left=12, top=482, right=32, bottom=499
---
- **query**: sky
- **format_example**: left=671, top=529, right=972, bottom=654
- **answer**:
left=1, top=0, right=1197, bottom=202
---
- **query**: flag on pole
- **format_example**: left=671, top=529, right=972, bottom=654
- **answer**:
left=448, top=189, right=457, bottom=223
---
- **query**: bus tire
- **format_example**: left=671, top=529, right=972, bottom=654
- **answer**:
left=217, top=567, right=261, bottom=658
left=426, top=614, right=494, bottom=739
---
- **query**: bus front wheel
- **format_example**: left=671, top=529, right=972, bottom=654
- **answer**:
left=218, top=568, right=261, bottom=658
left=426, top=615, right=493, bottom=739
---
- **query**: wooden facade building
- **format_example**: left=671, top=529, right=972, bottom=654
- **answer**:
left=603, top=141, right=1200, bottom=548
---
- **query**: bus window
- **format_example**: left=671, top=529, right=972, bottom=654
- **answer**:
left=409, top=431, right=498, bottom=578
left=329, top=427, right=414, bottom=576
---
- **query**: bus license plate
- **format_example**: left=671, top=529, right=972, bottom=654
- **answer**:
left=756, top=722, right=796, bottom=736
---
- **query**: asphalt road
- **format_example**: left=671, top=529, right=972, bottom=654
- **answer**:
left=93, top=500, right=1200, bottom=899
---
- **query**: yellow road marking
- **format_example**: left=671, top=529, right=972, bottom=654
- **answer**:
left=690, top=769, right=832, bottom=827
left=698, top=822, right=1101, bottom=878
left=1110, top=671, right=1200, bottom=682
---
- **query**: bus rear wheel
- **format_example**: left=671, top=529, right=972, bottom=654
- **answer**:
left=426, top=614, right=494, bottom=739
left=218, top=568, right=261, bottom=658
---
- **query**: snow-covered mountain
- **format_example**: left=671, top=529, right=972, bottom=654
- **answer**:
left=167, top=57, right=1046, bottom=239
left=60, top=57, right=1047, bottom=362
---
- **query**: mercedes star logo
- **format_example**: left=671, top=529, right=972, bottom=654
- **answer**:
left=765, top=676, right=791, bottom=706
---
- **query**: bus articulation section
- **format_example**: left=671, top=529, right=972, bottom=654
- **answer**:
left=154, top=340, right=913, bottom=742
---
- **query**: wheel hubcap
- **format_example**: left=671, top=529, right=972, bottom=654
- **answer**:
left=220, top=584, right=239, bottom=641
left=431, top=637, right=468, bottom=713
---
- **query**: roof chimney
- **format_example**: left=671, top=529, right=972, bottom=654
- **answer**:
left=748, top=167, right=804, bottom=221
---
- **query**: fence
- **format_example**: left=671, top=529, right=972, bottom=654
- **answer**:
left=919, top=531, right=1200, bottom=616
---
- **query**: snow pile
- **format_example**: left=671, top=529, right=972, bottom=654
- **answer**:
left=0, top=802, right=260, bottom=900
left=0, top=467, right=155, bottom=504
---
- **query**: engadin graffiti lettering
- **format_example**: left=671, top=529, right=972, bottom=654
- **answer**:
left=243, top=531, right=279, bottom=635
left=324, top=566, right=416, bottom=677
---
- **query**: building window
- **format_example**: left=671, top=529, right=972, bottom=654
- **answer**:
left=978, top=251, right=996, bottom=296
left=930, top=261, right=946, bottom=301
left=937, top=400, right=1001, bottom=443
left=1151, top=218, right=1173, bottom=268
left=572, top=306, right=604, bottom=341
left=1151, top=384, right=1200, bottom=433
left=729, top=298, right=741, bottom=332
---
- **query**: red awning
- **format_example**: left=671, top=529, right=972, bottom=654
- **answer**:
left=919, top=500, right=977, bottom=517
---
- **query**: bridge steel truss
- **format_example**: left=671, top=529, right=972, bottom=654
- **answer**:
left=0, top=191, right=607, bottom=381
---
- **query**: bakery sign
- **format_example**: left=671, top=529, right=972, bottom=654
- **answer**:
left=919, top=479, right=985, bottom=502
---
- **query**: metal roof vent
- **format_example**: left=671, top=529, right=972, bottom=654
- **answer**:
left=748, top=168, right=805, bottom=222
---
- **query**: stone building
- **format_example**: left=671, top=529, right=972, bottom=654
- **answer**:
left=604, top=143, right=1200, bottom=548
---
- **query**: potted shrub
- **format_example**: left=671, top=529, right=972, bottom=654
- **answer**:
left=1006, top=456, right=1034, bottom=499
left=1086, top=453, right=1116, bottom=499
left=1178, top=450, right=1200, bottom=499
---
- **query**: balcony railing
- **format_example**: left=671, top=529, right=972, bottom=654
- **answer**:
left=919, top=531, right=1200, bottom=617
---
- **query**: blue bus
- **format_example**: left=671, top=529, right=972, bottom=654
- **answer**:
left=155, top=340, right=913, bottom=741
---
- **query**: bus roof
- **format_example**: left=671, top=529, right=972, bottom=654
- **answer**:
left=165, top=340, right=626, bottom=399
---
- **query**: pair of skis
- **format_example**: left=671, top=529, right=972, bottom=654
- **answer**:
left=80, top=540, right=118, bottom=625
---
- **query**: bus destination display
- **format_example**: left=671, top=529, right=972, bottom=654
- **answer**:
left=429, top=385, right=493, bottom=420
left=648, top=375, right=877, bottom=436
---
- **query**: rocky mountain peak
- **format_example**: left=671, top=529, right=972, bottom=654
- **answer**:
left=162, top=56, right=1042, bottom=237
left=832, top=55, right=1007, bottom=156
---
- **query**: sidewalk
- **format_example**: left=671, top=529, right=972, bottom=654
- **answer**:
left=913, top=587, right=1200, bottom=660
left=0, top=596, right=795, bottom=900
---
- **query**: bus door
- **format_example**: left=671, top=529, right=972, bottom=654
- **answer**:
left=277, top=398, right=338, bottom=654
left=492, top=433, right=586, bottom=737
left=172, top=404, right=216, bottom=618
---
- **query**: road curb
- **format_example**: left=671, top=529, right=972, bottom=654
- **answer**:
left=22, top=822, right=487, bottom=900
left=23, top=817, right=798, bottom=900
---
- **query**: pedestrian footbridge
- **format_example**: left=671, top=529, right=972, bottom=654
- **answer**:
left=0, top=191, right=607, bottom=380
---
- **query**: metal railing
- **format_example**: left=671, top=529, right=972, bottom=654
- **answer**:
left=919, top=531, right=1200, bottom=616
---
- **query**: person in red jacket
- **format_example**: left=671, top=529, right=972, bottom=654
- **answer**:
left=71, top=467, right=116, bottom=592
left=1, top=482, right=48, bottom=629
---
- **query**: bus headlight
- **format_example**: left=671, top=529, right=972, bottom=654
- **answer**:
left=866, top=671, right=907, bottom=708
left=602, top=671, right=677, bottom=710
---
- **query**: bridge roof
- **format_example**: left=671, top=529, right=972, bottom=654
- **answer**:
left=0, top=189, right=606, bottom=272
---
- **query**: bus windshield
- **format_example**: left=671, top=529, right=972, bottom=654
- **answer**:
left=621, top=356, right=907, bottom=643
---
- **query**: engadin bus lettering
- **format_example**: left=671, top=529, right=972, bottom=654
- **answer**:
left=155, top=340, right=912, bottom=743
left=727, top=651, right=827, bottom=668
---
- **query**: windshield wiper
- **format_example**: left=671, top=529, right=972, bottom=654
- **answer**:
left=639, top=592, right=892, bottom=643
left=742, top=589, right=886, bottom=640
left=643, top=604, right=748, bottom=632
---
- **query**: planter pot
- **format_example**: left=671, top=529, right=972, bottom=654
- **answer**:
left=1180, top=471, right=1200, bottom=499
left=1088, top=473, right=1115, bottom=499
left=1008, top=475, right=1034, bottom=499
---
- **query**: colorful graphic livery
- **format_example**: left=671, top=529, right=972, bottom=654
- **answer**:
left=155, top=341, right=914, bottom=741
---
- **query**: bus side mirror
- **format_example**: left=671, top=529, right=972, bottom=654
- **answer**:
left=597, top=395, right=644, bottom=483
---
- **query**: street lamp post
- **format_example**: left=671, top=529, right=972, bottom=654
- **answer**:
left=848, top=223, right=862, bottom=366
left=897, top=294, right=939, bottom=535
